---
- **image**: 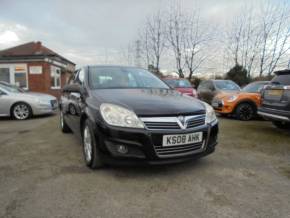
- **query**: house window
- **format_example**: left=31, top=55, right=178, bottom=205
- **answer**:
left=51, top=66, right=61, bottom=89
left=0, top=68, right=10, bottom=83
left=15, top=72, right=27, bottom=88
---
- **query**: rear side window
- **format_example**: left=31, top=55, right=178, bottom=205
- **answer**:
left=242, top=82, right=268, bottom=93
left=214, top=80, right=240, bottom=91
left=198, top=81, right=210, bottom=90
left=272, top=75, right=290, bottom=85
left=177, top=80, right=191, bottom=88
left=164, top=79, right=191, bottom=88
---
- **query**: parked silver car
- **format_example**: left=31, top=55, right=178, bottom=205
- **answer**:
left=0, top=82, right=57, bottom=120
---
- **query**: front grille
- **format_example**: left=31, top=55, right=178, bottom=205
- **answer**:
left=141, top=114, right=206, bottom=130
left=50, top=100, right=57, bottom=108
left=187, top=116, right=205, bottom=128
left=143, top=121, right=180, bottom=130
left=154, top=141, right=205, bottom=157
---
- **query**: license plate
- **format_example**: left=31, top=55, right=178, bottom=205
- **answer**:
left=162, top=132, right=203, bottom=147
left=268, top=90, right=283, bottom=96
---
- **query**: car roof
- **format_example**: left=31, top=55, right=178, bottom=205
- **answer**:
left=212, top=79, right=230, bottom=82
left=85, top=65, right=144, bottom=69
left=274, top=69, right=290, bottom=75
left=163, top=77, right=188, bottom=80
left=249, top=81, right=269, bottom=84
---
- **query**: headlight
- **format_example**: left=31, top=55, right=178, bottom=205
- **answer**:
left=204, top=102, right=217, bottom=124
left=100, top=103, right=144, bottom=128
left=226, top=95, right=238, bottom=102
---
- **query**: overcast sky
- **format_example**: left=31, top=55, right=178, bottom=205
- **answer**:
left=0, top=0, right=284, bottom=71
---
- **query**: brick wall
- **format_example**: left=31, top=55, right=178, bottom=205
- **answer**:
left=27, top=62, right=72, bottom=99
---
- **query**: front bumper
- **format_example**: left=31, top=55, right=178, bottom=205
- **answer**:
left=212, top=99, right=234, bottom=114
left=94, top=120, right=219, bottom=166
left=258, top=107, right=290, bottom=122
left=32, top=103, right=58, bottom=115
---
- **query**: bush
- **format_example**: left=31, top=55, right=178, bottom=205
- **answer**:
left=252, top=75, right=274, bottom=81
left=225, top=64, right=250, bottom=86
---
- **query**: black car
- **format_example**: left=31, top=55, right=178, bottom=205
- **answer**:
left=258, top=69, right=290, bottom=129
left=59, top=66, right=219, bottom=169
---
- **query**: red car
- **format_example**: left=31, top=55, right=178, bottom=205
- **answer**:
left=163, top=78, right=197, bottom=97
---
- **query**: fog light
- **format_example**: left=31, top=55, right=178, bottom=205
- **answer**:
left=117, top=145, right=128, bottom=154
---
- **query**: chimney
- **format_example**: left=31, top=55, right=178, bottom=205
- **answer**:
left=36, top=41, right=42, bottom=50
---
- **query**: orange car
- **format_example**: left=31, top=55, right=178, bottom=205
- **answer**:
left=212, top=81, right=269, bottom=120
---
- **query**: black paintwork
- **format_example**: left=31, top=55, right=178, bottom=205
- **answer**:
left=60, top=66, right=218, bottom=165
left=259, top=70, right=290, bottom=122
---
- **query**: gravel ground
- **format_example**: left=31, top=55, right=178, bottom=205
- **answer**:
left=0, top=115, right=290, bottom=218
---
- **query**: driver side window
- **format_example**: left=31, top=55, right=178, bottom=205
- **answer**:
left=199, top=81, right=212, bottom=91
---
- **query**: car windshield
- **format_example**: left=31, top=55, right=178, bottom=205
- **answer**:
left=214, top=80, right=240, bottom=91
left=0, top=84, right=22, bottom=93
left=242, top=82, right=268, bottom=93
left=164, top=79, right=192, bottom=88
left=88, top=66, right=169, bottom=89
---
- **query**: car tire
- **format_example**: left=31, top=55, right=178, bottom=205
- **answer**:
left=60, top=111, right=72, bottom=133
left=11, top=102, right=32, bottom=120
left=82, top=119, right=104, bottom=169
left=235, top=103, right=255, bottom=121
left=272, top=121, right=290, bottom=129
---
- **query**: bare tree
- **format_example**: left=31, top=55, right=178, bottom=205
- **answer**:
left=224, top=6, right=262, bottom=77
left=225, top=1, right=290, bottom=77
left=138, top=11, right=166, bottom=72
left=258, top=1, right=290, bottom=76
left=166, top=5, right=187, bottom=78
left=183, top=11, right=213, bottom=80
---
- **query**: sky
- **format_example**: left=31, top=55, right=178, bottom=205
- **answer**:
left=0, top=0, right=285, bottom=72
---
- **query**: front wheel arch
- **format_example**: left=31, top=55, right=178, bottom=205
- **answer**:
left=234, top=101, right=257, bottom=121
left=234, top=100, right=257, bottom=113
left=10, top=101, right=33, bottom=119
left=82, top=118, right=104, bottom=169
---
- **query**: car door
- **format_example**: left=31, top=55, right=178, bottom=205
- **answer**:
left=198, top=81, right=213, bottom=103
left=207, top=81, right=217, bottom=104
left=197, top=81, right=206, bottom=101
left=66, top=68, right=86, bottom=138
left=61, top=70, right=78, bottom=129
left=0, top=88, right=11, bottom=116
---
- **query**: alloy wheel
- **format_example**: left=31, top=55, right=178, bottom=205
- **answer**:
left=83, top=126, right=93, bottom=162
left=238, top=104, right=253, bottom=121
left=13, top=104, right=30, bottom=120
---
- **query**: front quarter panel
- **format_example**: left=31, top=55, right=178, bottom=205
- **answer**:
left=0, top=94, right=14, bottom=116
left=85, top=95, right=103, bottom=122
left=0, top=94, right=39, bottom=116
left=214, top=93, right=260, bottom=114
